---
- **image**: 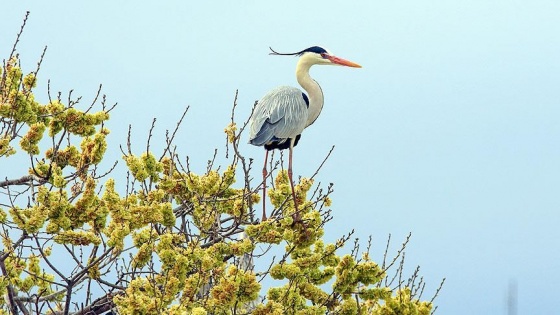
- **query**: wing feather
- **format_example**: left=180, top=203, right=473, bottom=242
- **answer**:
left=249, top=86, right=308, bottom=147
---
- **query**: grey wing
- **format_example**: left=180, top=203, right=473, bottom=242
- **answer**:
left=249, top=86, right=309, bottom=146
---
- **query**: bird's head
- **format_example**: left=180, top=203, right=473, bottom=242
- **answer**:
left=269, top=46, right=361, bottom=68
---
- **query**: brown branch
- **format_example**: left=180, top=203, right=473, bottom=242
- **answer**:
left=2, top=11, right=29, bottom=88
left=0, top=259, right=17, bottom=315
left=70, top=246, right=114, bottom=284
left=0, top=232, right=28, bottom=261
left=380, top=232, right=412, bottom=286
left=310, top=145, right=335, bottom=180
left=160, top=106, right=189, bottom=161
left=15, top=288, right=66, bottom=303
left=430, top=278, right=446, bottom=304
left=95, top=277, right=127, bottom=291
left=52, top=291, right=124, bottom=315
left=0, top=174, right=46, bottom=188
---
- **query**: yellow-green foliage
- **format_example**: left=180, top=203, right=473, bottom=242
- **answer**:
left=0, top=56, right=436, bottom=315
left=114, top=231, right=260, bottom=314
left=209, top=266, right=261, bottom=309
left=54, top=230, right=101, bottom=246
left=158, top=163, right=258, bottom=232
left=0, top=58, right=110, bottom=192
left=0, top=58, right=41, bottom=125
left=367, top=288, right=433, bottom=315
left=0, top=135, right=16, bottom=157
left=104, top=184, right=175, bottom=251
left=123, top=152, right=162, bottom=182
left=45, top=145, right=80, bottom=168
left=224, top=122, right=237, bottom=143
left=0, top=57, right=113, bottom=311
left=243, top=171, right=434, bottom=315
left=19, top=122, right=45, bottom=154
left=79, top=129, right=109, bottom=166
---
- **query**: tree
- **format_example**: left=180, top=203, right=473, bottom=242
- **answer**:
left=0, top=14, right=443, bottom=315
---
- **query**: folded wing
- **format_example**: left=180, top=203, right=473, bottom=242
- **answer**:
left=249, top=86, right=309, bottom=149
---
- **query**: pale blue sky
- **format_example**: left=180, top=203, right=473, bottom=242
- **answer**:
left=3, top=1, right=560, bottom=314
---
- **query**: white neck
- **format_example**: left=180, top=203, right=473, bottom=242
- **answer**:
left=296, top=58, right=324, bottom=128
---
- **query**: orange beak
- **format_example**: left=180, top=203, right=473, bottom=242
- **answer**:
left=328, top=55, right=362, bottom=68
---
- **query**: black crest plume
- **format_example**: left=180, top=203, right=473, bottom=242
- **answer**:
left=269, top=46, right=328, bottom=57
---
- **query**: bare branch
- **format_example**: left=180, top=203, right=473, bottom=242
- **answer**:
left=0, top=175, right=46, bottom=188
left=160, top=105, right=189, bottom=161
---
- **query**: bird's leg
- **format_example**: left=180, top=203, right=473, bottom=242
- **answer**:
left=288, top=140, right=301, bottom=223
left=261, top=150, right=269, bottom=221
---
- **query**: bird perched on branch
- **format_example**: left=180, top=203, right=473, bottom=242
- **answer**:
left=249, top=46, right=361, bottom=222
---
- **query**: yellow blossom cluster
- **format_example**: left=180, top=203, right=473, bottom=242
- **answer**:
left=19, top=122, right=45, bottom=154
left=366, top=288, right=433, bottom=315
left=123, top=152, right=163, bottom=182
left=224, top=122, right=237, bottom=143
left=159, top=163, right=257, bottom=231
left=114, top=232, right=259, bottom=314
left=0, top=58, right=42, bottom=125
left=104, top=184, right=174, bottom=252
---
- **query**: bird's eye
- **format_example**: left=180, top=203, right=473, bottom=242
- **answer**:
left=320, top=53, right=329, bottom=59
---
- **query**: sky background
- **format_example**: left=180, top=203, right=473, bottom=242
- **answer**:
left=2, top=1, right=560, bottom=314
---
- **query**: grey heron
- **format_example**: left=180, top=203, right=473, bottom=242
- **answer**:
left=249, top=46, right=361, bottom=222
